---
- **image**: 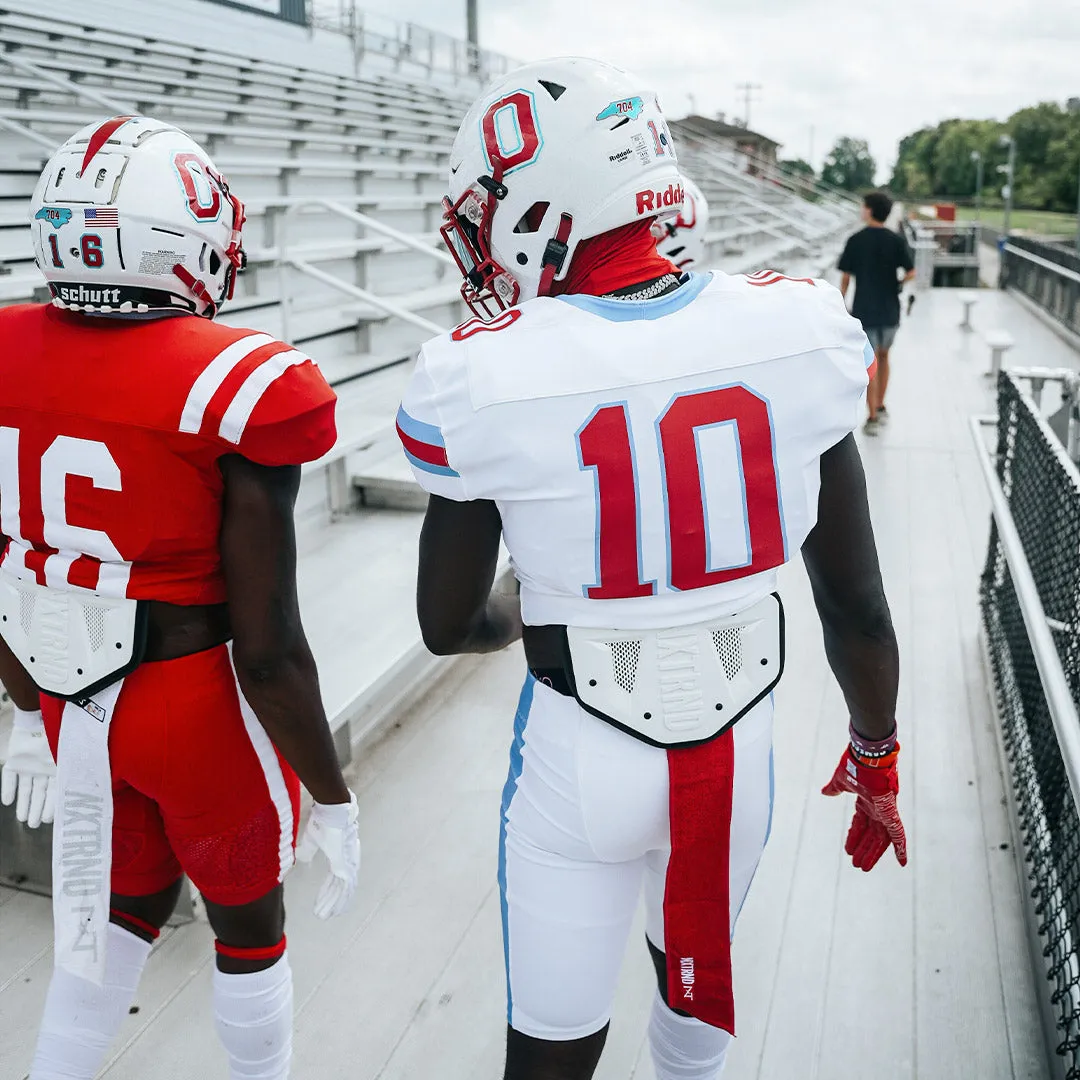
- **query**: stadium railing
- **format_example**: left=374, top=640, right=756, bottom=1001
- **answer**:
left=309, top=0, right=517, bottom=84
left=1000, top=242, right=1080, bottom=345
left=974, top=370, right=1080, bottom=1080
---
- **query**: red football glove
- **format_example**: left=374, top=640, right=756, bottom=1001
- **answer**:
left=821, top=744, right=907, bottom=871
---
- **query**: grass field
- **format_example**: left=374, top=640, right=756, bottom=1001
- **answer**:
left=953, top=205, right=1078, bottom=235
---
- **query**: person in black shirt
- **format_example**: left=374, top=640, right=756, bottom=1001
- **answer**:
left=838, top=191, right=915, bottom=433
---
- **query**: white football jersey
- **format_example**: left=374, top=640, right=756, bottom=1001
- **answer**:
left=398, top=271, right=872, bottom=629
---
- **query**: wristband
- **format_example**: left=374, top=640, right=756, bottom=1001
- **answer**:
left=849, top=721, right=898, bottom=767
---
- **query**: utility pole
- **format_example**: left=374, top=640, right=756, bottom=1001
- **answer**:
left=734, top=81, right=761, bottom=128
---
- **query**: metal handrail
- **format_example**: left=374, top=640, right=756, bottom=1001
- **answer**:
left=0, top=114, right=54, bottom=152
left=276, top=197, right=452, bottom=342
left=0, top=52, right=131, bottom=114
left=1004, top=243, right=1080, bottom=286
left=970, top=413, right=1080, bottom=816
left=321, top=200, right=454, bottom=267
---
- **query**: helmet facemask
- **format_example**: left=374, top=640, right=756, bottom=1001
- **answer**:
left=441, top=178, right=575, bottom=321
left=174, top=165, right=247, bottom=318
left=440, top=184, right=520, bottom=320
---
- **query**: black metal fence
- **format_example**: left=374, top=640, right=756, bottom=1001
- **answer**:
left=1009, top=235, right=1080, bottom=276
left=980, top=372, right=1080, bottom=1078
left=1001, top=242, right=1080, bottom=339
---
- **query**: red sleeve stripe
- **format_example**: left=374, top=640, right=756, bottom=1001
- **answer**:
left=180, top=333, right=276, bottom=435
left=396, top=422, right=452, bottom=468
left=218, top=349, right=313, bottom=445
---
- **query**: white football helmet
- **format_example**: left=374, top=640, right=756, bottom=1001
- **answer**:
left=441, top=57, right=684, bottom=318
left=652, top=174, right=709, bottom=270
left=29, top=116, right=245, bottom=317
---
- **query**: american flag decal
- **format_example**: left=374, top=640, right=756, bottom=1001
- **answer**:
left=84, top=207, right=119, bottom=228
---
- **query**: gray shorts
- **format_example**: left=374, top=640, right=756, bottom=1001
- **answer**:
left=864, top=325, right=898, bottom=352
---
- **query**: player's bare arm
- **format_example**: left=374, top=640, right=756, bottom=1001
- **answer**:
left=219, top=454, right=350, bottom=806
left=801, top=433, right=898, bottom=738
left=803, top=433, right=906, bottom=870
left=839, top=271, right=852, bottom=299
left=0, top=626, right=40, bottom=711
left=416, top=495, right=522, bottom=656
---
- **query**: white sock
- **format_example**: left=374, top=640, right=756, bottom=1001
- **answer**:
left=213, top=953, right=293, bottom=1080
left=648, top=988, right=732, bottom=1080
left=30, top=922, right=152, bottom=1079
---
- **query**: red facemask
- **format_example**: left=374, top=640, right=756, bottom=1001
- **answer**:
left=551, top=219, right=679, bottom=298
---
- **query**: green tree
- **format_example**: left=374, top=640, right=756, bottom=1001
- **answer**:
left=1008, top=102, right=1076, bottom=209
left=820, top=137, right=876, bottom=191
left=889, top=100, right=1080, bottom=213
left=779, top=157, right=815, bottom=178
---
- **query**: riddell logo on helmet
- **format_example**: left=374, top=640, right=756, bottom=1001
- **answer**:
left=636, top=183, right=683, bottom=215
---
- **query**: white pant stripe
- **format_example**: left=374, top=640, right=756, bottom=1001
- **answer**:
left=230, top=655, right=294, bottom=882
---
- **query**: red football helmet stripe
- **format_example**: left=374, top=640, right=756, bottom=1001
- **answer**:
left=81, top=116, right=135, bottom=175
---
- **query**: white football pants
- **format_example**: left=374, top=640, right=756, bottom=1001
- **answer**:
left=498, top=674, right=774, bottom=1040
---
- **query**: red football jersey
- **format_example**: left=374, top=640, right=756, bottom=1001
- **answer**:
left=0, top=305, right=337, bottom=604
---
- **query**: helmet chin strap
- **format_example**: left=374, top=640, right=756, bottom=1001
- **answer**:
left=172, top=264, right=218, bottom=318
left=537, top=213, right=574, bottom=297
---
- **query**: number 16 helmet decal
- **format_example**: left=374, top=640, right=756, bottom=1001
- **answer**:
left=29, top=116, right=246, bottom=317
left=441, top=57, right=684, bottom=319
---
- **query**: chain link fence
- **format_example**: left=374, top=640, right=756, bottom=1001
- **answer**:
left=980, top=371, right=1080, bottom=1078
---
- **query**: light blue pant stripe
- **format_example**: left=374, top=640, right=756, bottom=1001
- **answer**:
left=498, top=673, right=536, bottom=1025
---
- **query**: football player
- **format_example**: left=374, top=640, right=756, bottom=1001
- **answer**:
left=0, top=117, right=360, bottom=1080
left=653, top=174, right=709, bottom=270
left=397, top=59, right=906, bottom=1080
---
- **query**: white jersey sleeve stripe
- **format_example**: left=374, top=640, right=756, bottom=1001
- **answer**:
left=217, top=349, right=311, bottom=445
left=179, top=332, right=276, bottom=435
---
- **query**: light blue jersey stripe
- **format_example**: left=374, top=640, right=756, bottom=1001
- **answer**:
left=555, top=271, right=712, bottom=322
left=396, top=404, right=446, bottom=448
left=401, top=447, right=460, bottom=478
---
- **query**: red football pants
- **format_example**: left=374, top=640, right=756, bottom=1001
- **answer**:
left=42, top=644, right=300, bottom=904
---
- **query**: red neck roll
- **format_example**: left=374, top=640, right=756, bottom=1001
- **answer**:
left=550, top=219, right=679, bottom=298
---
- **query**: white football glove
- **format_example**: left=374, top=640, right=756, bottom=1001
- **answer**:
left=1, top=708, right=56, bottom=829
left=295, top=791, right=360, bottom=919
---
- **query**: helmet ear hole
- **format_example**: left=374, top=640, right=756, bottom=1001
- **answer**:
left=208, top=249, right=221, bottom=275
left=513, top=201, right=550, bottom=235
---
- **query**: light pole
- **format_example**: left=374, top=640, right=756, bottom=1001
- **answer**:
left=466, top=0, right=478, bottom=75
left=1075, top=153, right=1080, bottom=253
left=997, top=134, right=1016, bottom=236
left=466, top=0, right=478, bottom=46
left=971, top=150, right=984, bottom=222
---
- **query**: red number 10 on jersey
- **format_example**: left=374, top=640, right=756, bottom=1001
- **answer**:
left=576, top=385, right=787, bottom=598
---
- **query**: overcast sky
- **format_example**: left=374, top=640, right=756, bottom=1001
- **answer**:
left=346, top=0, right=1079, bottom=181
